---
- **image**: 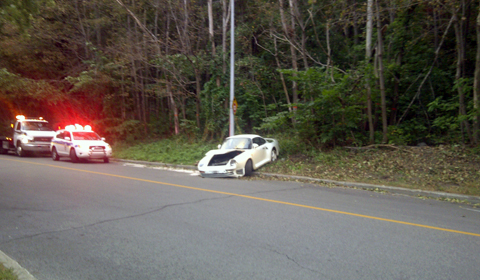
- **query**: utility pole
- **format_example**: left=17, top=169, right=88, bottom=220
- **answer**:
left=229, top=0, right=235, bottom=136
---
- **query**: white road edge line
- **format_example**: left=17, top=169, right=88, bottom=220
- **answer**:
left=123, top=163, right=200, bottom=176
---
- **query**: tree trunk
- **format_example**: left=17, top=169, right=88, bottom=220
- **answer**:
left=165, top=9, right=179, bottom=134
left=474, top=2, right=480, bottom=145
left=195, top=68, right=201, bottom=127
left=290, top=0, right=308, bottom=69
left=375, top=0, right=388, bottom=143
left=279, top=0, right=298, bottom=113
left=453, top=4, right=472, bottom=143
left=274, top=36, right=292, bottom=112
left=74, top=0, right=89, bottom=58
left=222, top=0, right=230, bottom=77
left=208, top=0, right=221, bottom=88
left=365, top=0, right=375, bottom=144
left=287, top=0, right=298, bottom=105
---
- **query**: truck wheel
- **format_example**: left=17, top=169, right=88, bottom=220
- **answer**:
left=16, top=143, right=27, bottom=157
left=52, top=147, right=59, bottom=161
left=0, top=141, right=7, bottom=154
left=70, top=148, right=78, bottom=163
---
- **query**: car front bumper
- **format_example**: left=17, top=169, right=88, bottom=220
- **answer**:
left=198, top=167, right=245, bottom=178
left=76, top=148, right=112, bottom=159
left=22, top=143, right=51, bottom=152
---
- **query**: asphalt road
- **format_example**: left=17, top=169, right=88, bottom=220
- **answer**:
left=1, top=154, right=479, bottom=280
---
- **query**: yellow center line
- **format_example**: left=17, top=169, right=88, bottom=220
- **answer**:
left=4, top=158, right=480, bottom=237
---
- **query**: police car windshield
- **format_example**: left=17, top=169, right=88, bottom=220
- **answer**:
left=221, top=138, right=252, bottom=149
left=23, top=122, right=54, bottom=131
left=72, top=131, right=101, bottom=141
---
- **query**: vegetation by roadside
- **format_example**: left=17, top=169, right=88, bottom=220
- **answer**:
left=0, top=263, right=18, bottom=280
left=113, top=136, right=480, bottom=197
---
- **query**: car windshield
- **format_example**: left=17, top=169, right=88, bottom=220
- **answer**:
left=72, top=131, right=102, bottom=141
left=221, top=138, right=252, bottom=149
left=23, top=122, right=54, bottom=131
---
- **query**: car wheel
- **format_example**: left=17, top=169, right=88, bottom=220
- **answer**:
left=104, top=157, right=109, bottom=163
left=70, top=148, right=78, bottom=163
left=271, top=149, right=277, bottom=162
left=52, top=147, right=59, bottom=161
left=244, top=159, right=253, bottom=176
left=16, top=143, right=27, bottom=157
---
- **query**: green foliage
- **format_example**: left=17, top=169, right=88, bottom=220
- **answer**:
left=264, top=67, right=366, bottom=147
left=0, top=0, right=41, bottom=33
left=0, top=68, right=65, bottom=104
left=200, top=77, right=230, bottom=139
left=1, top=0, right=480, bottom=147
left=274, top=132, right=312, bottom=156
left=97, top=119, right=143, bottom=143
left=0, top=263, right=18, bottom=280
left=387, top=121, right=428, bottom=145
left=179, top=119, right=200, bottom=140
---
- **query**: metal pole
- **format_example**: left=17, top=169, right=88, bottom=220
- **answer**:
left=229, top=0, right=235, bottom=137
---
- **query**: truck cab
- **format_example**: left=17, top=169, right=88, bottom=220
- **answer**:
left=1, top=115, right=56, bottom=156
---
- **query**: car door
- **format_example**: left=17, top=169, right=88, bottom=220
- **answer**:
left=13, top=121, right=22, bottom=146
left=251, top=137, right=268, bottom=168
left=53, top=131, right=65, bottom=155
left=63, top=131, right=72, bottom=154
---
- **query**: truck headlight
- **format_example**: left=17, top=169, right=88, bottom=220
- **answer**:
left=21, top=137, right=33, bottom=144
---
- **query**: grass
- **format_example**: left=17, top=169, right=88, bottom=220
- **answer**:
left=113, top=137, right=216, bottom=165
left=0, top=263, right=18, bottom=280
left=112, top=137, right=480, bottom=196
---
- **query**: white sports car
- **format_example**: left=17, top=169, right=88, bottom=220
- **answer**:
left=198, top=134, right=279, bottom=178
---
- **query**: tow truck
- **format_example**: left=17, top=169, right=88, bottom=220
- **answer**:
left=0, top=115, right=56, bottom=156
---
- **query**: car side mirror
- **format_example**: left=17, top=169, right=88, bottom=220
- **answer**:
left=101, top=137, right=106, bottom=141
left=65, top=137, right=71, bottom=141
left=217, top=144, right=221, bottom=149
left=253, top=143, right=259, bottom=149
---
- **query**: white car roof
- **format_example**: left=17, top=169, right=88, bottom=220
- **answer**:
left=227, top=134, right=261, bottom=139
left=56, top=129, right=97, bottom=133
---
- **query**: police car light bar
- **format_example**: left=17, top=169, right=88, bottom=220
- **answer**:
left=65, top=124, right=93, bottom=131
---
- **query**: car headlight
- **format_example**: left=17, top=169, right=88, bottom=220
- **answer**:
left=229, top=159, right=237, bottom=166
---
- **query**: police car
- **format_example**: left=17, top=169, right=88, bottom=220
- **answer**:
left=50, top=124, right=112, bottom=163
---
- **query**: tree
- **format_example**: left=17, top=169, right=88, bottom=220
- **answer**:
left=474, top=0, right=480, bottom=144
left=375, top=0, right=388, bottom=143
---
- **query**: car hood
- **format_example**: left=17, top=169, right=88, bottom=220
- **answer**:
left=205, top=149, right=246, bottom=156
left=24, top=131, right=56, bottom=137
left=74, top=140, right=109, bottom=146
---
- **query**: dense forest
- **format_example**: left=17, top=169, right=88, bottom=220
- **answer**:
left=0, top=0, right=479, bottom=148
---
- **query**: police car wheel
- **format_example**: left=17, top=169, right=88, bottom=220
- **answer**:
left=70, top=148, right=78, bottom=163
left=52, top=148, right=59, bottom=161
left=104, top=157, right=109, bottom=163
